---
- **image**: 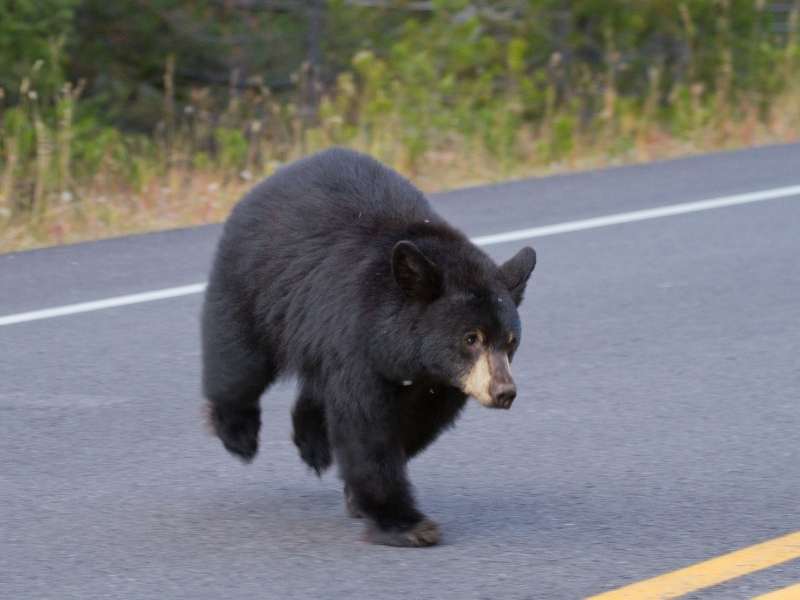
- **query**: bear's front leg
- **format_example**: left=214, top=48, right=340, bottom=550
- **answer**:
left=329, top=395, right=440, bottom=547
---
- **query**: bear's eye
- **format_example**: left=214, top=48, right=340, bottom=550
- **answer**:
left=464, top=333, right=479, bottom=347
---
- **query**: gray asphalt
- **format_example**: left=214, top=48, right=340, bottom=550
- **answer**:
left=1, top=143, right=799, bottom=599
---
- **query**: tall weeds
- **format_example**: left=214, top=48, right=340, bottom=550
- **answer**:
left=1, top=2, right=799, bottom=252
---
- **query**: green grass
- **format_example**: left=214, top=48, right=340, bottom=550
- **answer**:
left=2, top=1, right=800, bottom=252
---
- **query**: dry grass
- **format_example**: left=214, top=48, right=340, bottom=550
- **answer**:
left=4, top=0, right=800, bottom=253
left=2, top=85, right=798, bottom=255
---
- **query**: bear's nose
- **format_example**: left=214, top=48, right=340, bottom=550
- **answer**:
left=491, top=382, right=516, bottom=409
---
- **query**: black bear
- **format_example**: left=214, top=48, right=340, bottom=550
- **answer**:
left=202, top=148, right=536, bottom=547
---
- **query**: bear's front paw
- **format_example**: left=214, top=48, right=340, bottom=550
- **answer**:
left=365, top=519, right=441, bottom=547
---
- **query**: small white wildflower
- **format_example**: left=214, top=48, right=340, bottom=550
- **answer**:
left=401, top=380, right=413, bottom=386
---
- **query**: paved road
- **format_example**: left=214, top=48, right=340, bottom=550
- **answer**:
left=2, top=144, right=799, bottom=599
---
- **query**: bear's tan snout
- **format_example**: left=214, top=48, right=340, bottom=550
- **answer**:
left=487, top=351, right=516, bottom=409
left=461, top=350, right=517, bottom=409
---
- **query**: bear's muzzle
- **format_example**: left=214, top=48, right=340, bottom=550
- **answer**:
left=460, top=350, right=516, bottom=409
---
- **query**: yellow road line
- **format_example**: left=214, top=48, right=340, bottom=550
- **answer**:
left=587, top=530, right=800, bottom=600
left=753, top=582, right=800, bottom=599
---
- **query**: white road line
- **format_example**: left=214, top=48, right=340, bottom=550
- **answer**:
left=1, top=183, right=799, bottom=327
left=0, top=283, right=207, bottom=326
left=470, top=184, right=800, bottom=245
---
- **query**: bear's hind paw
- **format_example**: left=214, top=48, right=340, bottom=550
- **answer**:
left=207, top=403, right=260, bottom=462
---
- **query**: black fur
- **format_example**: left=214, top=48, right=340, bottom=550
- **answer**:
left=202, top=148, right=535, bottom=546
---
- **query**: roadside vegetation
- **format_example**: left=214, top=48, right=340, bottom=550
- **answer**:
left=1, top=0, right=799, bottom=252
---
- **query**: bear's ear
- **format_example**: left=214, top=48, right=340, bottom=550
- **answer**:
left=499, top=246, right=536, bottom=306
left=392, top=240, right=442, bottom=301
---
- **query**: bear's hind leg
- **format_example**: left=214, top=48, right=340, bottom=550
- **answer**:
left=202, top=298, right=276, bottom=462
left=291, top=384, right=332, bottom=475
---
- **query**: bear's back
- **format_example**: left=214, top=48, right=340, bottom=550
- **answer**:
left=232, top=148, right=436, bottom=239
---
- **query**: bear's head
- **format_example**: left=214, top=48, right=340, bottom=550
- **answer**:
left=392, top=239, right=536, bottom=409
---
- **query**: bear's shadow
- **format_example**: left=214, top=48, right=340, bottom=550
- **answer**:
left=178, top=479, right=624, bottom=549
